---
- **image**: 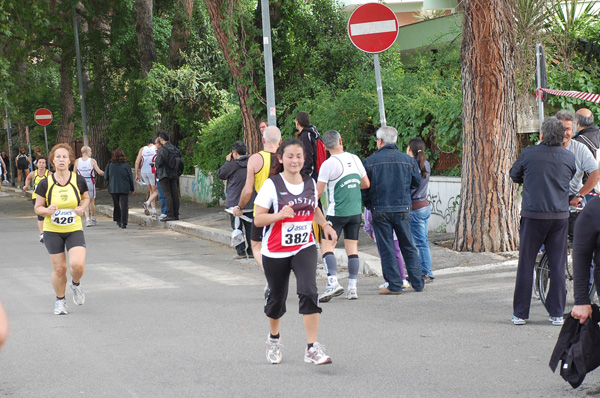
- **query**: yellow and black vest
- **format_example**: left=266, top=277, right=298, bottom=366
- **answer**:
left=43, top=172, right=83, bottom=233
left=31, top=169, right=50, bottom=200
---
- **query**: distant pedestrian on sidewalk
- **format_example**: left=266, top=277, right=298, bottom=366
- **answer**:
left=74, top=146, right=105, bottom=227
left=135, top=138, right=158, bottom=218
left=509, top=116, right=576, bottom=326
left=217, top=140, right=254, bottom=259
left=105, top=149, right=135, bottom=229
left=254, top=138, right=336, bottom=365
left=154, top=137, right=168, bottom=220
left=155, top=130, right=181, bottom=221
left=15, top=148, right=31, bottom=188
left=407, top=138, right=434, bottom=283
left=316, top=130, right=370, bottom=302
left=362, top=126, right=425, bottom=294
left=23, top=155, right=51, bottom=243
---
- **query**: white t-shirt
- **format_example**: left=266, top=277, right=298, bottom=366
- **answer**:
left=254, top=175, right=318, bottom=258
left=567, top=139, right=598, bottom=195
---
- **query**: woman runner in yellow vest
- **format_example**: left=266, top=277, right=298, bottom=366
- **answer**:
left=34, top=144, right=90, bottom=315
left=23, top=155, right=51, bottom=243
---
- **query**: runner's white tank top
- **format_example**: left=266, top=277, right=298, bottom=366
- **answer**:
left=76, top=158, right=94, bottom=179
left=141, top=146, right=156, bottom=174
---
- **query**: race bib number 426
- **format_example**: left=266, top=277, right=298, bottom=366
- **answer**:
left=51, top=209, right=77, bottom=226
left=281, top=221, right=311, bottom=247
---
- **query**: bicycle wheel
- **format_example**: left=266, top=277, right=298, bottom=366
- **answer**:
left=535, top=253, right=550, bottom=306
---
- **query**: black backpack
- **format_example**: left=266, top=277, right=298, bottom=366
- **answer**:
left=167, top=147, right=184, bottom=176
left=17, top=154, right=29, bottom=169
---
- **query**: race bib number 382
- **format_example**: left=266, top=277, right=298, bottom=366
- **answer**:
left=51, top=209, right=77, bottom=226
left=281, top=221, right=311, bottom=247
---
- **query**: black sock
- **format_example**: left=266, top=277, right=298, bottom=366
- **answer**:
left=307, top=343, right=314, bottom=350
left=56, top=296, right=65, bottom=300
left=72, top=282, right=80, bottom=286
left=270, top=333, right=280, bottom=340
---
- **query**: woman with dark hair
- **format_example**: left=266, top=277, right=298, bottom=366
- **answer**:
left=407, top=138, right=434, bottom=282
left=105, top=149, right=135, bottom=229
left=24, top=155, right=51, bottom=242
left=254, top=138, right=336, bottom=365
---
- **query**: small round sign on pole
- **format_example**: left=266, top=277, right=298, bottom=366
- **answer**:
left=348, top=3, right=399, bottom=54
left=34, top=108, right=53, bottom=126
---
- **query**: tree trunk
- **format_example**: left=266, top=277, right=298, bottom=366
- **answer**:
left=167, top=0, right=194, bottom=68
left=204, top=0, right=260, bottom=153
left=56, top=55, right=75, bottom=145
left=453, top=0, right=520, bottom=252
left=135, top=0, right=157, bottom=77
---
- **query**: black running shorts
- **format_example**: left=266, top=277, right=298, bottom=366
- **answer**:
left=251, top=223, right=264, bottom=242
left=43, top=230, right=86, bottom=255
left=327, top=214, right=362, bottom=241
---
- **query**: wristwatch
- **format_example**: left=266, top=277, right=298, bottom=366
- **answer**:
left=575, top=192, right=584, bottom=198
left=235, top=205, right=242, bottom=211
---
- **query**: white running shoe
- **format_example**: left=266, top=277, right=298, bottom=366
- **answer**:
left=71, top=283, right=85, bottom=305
left=266, top=335, right=283, bottom=364
left=402, top=279, right=410, bottom=289
left=346, top=287, right=358, bottom=300
left=549, top=316, right=564, bottom=326
left=379, top=281, right=389, bottom=289
left=304, top=342, right=331, bottom=365
left=91, top=218, right=97, bottom=226
left=85, top=219, right=93, bottom=227
left=39, top=233, right=44, bottom=243
left=54, top=298, right=68, bottom=315
left=511, top=315, right=526, bottom=325
left=158, top=214, right=167, bottom=220
left=319, top=283, right=344, bottom=303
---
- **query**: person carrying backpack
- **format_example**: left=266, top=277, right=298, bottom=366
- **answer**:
left=295, top=112, right=326, bottom=182
left=154, top=130, right=183, bottom=222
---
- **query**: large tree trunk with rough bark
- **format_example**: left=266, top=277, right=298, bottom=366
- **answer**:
left=168, top=0, right=194, bottom=68
left=453, top=0, right=520, bottom=252
left=135, top=0, right=157, bottom=78
left=204, top=0, right=260, bottom=154
left=56, top=55, right=75, bottom=144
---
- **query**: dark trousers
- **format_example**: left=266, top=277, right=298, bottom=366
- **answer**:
left=159, top=177, right=180, bottom=219
left=372, top=211, right=424, bottom=292
left=111, top=193, right=130, bottom=226
left=229, top=214, right=253, bottom=256
left=513, top=217, right=568, bottom=319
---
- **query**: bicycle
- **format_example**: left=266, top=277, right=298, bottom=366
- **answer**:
left=535, top=206, right=597, bottom=309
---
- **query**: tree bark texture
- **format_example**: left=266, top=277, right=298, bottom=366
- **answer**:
left=204, top=0, right=260, bottom=154
left=56, top=55, right=75, bottom=145
left=453, top=0, right=520, bottom=252
left=135, top=0, right=157, bottom=78
left=167, top=0, right=194, bottom=68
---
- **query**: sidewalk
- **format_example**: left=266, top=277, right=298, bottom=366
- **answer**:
left=5, top=183, right=518, bottom=278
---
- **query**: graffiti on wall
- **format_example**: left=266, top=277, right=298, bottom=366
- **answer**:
left=427, top=193, right=459, bottom=226
left=193, top=170, right=215, bottom=203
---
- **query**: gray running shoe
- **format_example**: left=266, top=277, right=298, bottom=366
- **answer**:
left=266, top=335, right=283, bottom=364
left=304, top=342, right=331, bottom=365
left=512, top=315, right=526, bottom=325
left=346, top=287, right=358, bottom=300
left=54, top=298, right=68, bottom=315
left=71, top=283, right=86, bottom=305
left=319, top=283, right=344, bottom=303
left=549, top=316, right=564, bottom=326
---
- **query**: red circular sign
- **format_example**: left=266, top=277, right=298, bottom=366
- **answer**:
left=34, top=108, right=53, bottom=126
left=348, top=3, right=399, bottom=54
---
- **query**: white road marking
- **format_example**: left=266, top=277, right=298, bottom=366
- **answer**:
left=90, top=264, right=177, bottom=291
left=166, top=260, right=261, bottom=286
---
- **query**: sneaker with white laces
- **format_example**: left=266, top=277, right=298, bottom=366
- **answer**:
left=402, top=279, right=410, bottom=289
left=54, top=298, right=68, bottom=315
left=304, top=342, right=332, bottom=365
left=85, top=219, right=93, bottom=227
left=379, top=281, right=389, bottom=289
left=266, top=335, right=283, bottom=364
left=319, top=283, right=344, bottom=303
left=346, top=287, right=358, bottom=300
left=39, top=233, right=44, bottom=243
left=142, top=201, right=150, bottom=215
left=71, top=283, right=85, bottom=305
left=549, top=316, right=564, bottom=326
left=158, top=214, right=167, bottom=220
left=512, top=315, right=526, bottom=325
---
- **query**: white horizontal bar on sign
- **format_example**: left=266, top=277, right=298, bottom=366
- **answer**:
left=35, top=115, right=52, bottom=119
left=350, top=20, right=396, bottom=36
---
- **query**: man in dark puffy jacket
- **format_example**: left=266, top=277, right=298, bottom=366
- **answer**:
left=295, top=112, right=320, bottom=181
left=154, top=130, right=181, bottom=221
left=574, top=108, right=599, bottom=158
left=510, top=116, right=576, bottom=326
left=217, top=141, right=254, bottom=259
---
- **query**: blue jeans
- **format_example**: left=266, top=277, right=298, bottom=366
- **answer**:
left=372, top=211, right=424, bottom=292
left=410, top=205, right=433, bottom=277
left=156, top=179, right=167, bottom=215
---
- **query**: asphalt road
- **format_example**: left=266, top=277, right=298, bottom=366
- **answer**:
left=1, top=193, right=599, bottom=397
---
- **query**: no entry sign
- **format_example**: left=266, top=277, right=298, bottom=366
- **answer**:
left=348, top=3, right=399, bottom=54
left=34, top=108, right=53, bottom=126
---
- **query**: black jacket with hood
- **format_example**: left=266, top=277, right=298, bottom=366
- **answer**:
left=217, top=154, right=254, bottom=209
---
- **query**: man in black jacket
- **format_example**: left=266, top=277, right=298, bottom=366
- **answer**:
left=574, top=108, right=599, bottom=157
left=295, top=112, right=320, bottom=181
left=217, top=141, right=254, bottom=259
left=510, top=116, right=577, bottom=326
left=155, top=130, right=181, bottom=221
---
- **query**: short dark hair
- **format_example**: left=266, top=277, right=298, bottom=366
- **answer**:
left=295, top=112, right=310, bottom=128
left=278, top=138, right=305, bottom=157
left=555, top=110, right=574, bottom=122
left=575, top=112, right=594, bottom=128
left=231, top=140, right=247, bottom=156
left=540, top=116, right=566, bottom=147
left=158, top=130, right=170, bottom=142
left=148, top=137, right=155, bottom=144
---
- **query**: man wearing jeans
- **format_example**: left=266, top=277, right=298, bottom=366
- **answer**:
left=362, top=126, right=424, bottom=294
left=155, top=130, right=181, bottom=221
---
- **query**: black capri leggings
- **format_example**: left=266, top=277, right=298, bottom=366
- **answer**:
left=262, top=245, right=322, bottom=319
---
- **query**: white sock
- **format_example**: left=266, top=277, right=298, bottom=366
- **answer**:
left=327, top=275, right=338, bottom=286
left=348, top=278, right=357, bottom=289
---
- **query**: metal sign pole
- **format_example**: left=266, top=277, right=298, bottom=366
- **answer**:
left=373, top=53, right=387, bottom=127
left=261, top=0, right=277, bottom=129
left=4, top=95, right=15, bottom=186
left=535, top=43, right=544, bottom=130
left=43, top=125, right=49, bottom=156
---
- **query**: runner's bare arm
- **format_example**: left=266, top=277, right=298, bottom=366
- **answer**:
left=314, top=206, right=337, bottom=242
left=234, top=153, right=262, bottom=216
left=22, top=170, right=35, bottom=190
left=35, top=194, right=56, bottom=217
left=75, top=191, right=91, bottom=216
left=316, top=181, right=326, bottom=199
left=91, top=159, right=105, bottom=176
left=254, top=204, right=294, bottom=227
left=134, top=147, right=144, bottom=179
left=360, top=174, right=370, bottom=189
